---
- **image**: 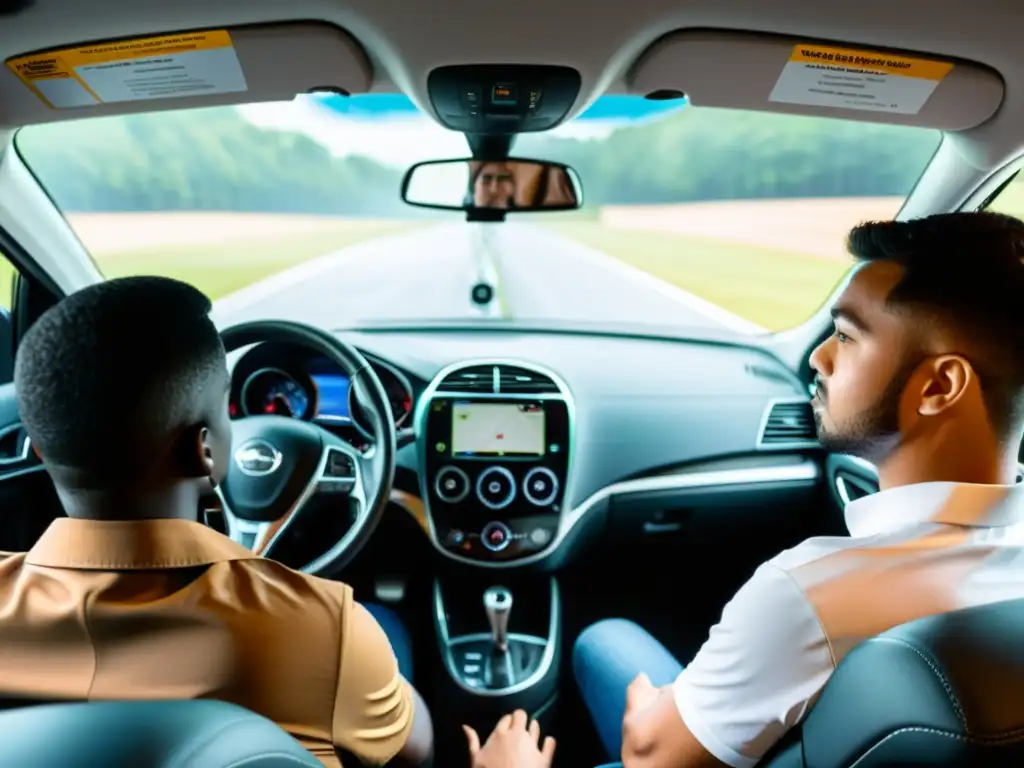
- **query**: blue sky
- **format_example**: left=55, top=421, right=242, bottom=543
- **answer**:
left=310, top=93, right=684, bottom=121
left=238, top=93, right=685, bottom=167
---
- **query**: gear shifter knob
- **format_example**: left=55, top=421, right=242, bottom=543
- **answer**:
left=483, top=586, right=513, bottom=652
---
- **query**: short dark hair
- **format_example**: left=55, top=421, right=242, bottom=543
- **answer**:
left=15, top=276, right=226, bottom=486
left=847, top=211, right=1024, bottom=439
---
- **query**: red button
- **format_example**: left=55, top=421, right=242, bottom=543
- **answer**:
left=481, top=521, right=511, bottom=551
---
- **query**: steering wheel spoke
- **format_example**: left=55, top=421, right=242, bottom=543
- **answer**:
left=219, top=439, right=369, bottom=558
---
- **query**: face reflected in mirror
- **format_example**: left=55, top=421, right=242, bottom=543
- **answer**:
left=472, top=162, right=516, bottom=209
left=402, top=158, right=582, bottom=213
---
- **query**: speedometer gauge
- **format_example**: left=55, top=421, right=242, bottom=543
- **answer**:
left=241, top=368, right=313, bottom=419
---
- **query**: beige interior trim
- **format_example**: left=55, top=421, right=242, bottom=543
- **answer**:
left=389, top=489, right=430, bottom=537
left=628, top=30, right=1004, bottom=131
left=0, top=21, right=372, bottom=127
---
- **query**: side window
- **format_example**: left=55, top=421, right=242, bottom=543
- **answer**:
left=983, top=171, right=1024, bottom=217
left=0, top=252, right=14, bottom=312
left=0, top=252, right=16, bottom=384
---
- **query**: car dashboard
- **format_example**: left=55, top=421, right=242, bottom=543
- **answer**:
left=227, top=327, right=836, bottom=570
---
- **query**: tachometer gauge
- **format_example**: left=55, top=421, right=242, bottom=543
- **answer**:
left=348, top=361, right=414, bottom=433
left=241, top=368, right=313, bottom=419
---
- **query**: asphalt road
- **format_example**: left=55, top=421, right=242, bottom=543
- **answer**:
left=210, top=222, right=763, bottom=334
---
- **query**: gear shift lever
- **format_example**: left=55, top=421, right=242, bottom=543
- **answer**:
left=483, top=586, right=513, bottom=652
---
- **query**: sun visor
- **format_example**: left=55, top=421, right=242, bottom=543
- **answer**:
left=628, top=30, right=1004, bottom=131
left=0, top=22, right=372, bottom=127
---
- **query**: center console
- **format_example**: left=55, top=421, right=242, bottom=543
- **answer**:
left=433, top=577, right=560, bottom=718
left=416, top=361, right=573, bottom=565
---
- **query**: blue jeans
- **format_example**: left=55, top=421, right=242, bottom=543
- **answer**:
left=364, top=602, right=414, bottom=681
left=573, top=619, right=685, bottom=763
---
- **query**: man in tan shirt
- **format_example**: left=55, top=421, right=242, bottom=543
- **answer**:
left=0, top=276, right=433, bottom=767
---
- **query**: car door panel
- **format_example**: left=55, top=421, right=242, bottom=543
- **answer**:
left=0, top=382, right=61, bottom=550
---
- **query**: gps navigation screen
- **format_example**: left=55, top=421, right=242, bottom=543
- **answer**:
left=451, top=402, right=546, bottom=457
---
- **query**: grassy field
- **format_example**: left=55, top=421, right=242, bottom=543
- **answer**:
left=5, top=188, right=1024, bottom=331
left=0, top=219, right=420, bottom=312
left=0, top=210, right=853, bottom=331
left=544, top=222, right=853, bottom=330
left=93, top=221, right=422, bottom=301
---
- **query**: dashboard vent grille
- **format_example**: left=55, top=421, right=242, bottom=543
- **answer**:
left=496, top=365, right=559, bottom=394
left=436, top=364, right=561, bottom=394
left=759, top=400, right=817, bottom=446
left=437, top=365, right=495, bottom=392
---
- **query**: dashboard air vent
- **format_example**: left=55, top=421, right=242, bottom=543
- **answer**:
left=496, top=365, right=559, bottom=394
left=759, top=400, right=817, bottom=446
left=436, top=364, right=561, bottom=395
left=0, top=424, right=30, bottom=463
left=437, top=365, right=496, bottom=392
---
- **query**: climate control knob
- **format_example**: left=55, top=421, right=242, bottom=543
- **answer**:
left=523, top=466, right=559, bottom=506
left=476, top=466, right=516, bottom=510
left=435, top=465, right=470, bottom=504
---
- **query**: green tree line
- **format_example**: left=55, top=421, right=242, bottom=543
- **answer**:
left=519, top=108, right=940, bottom=205
left=17, top=108, right=411, bottom=216
left=15, top=103, right=942, bottom=215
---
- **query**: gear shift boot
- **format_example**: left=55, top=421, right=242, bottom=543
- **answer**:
left=436, top=578, right=559, bottom=696
left=445, top=585, right=546, bottom=691
left=449, top=637, right=546, bottom=691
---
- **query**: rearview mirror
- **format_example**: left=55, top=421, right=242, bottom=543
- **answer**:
left=401, top=158, right=583, bottom=213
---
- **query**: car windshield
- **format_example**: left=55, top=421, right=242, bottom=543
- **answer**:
left=15, top=94, right=941, bottom=335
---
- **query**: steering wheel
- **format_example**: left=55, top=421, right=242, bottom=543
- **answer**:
left=215, top=320, right=396, bottom=576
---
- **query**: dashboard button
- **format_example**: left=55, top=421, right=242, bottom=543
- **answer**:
left=481, top=521, right=511, bottom=551
left=324, top=449, right=355, bottom=479
left=445, top=529, right=466, bottom=547
left=523, top=467, right=559, bottom=506
left=529, top=527, right=552, bottom=547
left=476, top=466, right=516, bottom=510
left=435, top=465, right=470, bottom=504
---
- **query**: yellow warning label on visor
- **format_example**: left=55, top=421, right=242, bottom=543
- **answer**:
left=770, top=43, right=954, bottom=115
left=6, top=30, right=248, bottom=109
left=787, top=44, right=954, bottom=81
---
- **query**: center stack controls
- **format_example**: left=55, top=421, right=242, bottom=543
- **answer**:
left=418, top=361, right=573, bottom=564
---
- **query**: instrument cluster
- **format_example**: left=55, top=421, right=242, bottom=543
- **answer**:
left=229, top=344, right=415, bottom=436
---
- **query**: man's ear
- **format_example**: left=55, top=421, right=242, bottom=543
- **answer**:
left=918, top=354, right=973, bottom=417
left=180, top=424, right=215, bottom=479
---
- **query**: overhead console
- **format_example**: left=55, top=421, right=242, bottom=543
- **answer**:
left=629, top=30, right=1004, bottom=131
left=416, top=361, right=573, bottom=566
left=426, top=64, right=582, bottom=135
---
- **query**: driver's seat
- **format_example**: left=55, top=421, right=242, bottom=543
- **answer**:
left=761, top=597, right=1024, bottom=766
left=0, top=700, right=322, bottom=767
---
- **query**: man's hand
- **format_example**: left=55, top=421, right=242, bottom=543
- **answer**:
left=463, top=709, right=556, bottom=768
left=620, top=673, right=725, bottom=768
left=625, top=673, right=662, bottom=720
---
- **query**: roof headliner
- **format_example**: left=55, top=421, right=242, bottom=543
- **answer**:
left=0, top=0, right=1021, bottom=173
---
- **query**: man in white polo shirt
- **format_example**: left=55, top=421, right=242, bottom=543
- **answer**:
left=572, top=211, right=1024, bottom=768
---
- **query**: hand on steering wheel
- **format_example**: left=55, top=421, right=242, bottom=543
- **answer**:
left=214, top=320, right=396, bottom=577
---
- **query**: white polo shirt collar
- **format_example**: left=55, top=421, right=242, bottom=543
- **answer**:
left=844, top=480, right=1024, bottom=538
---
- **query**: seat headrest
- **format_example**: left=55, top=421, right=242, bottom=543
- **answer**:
left=0, top=699, right=322, bottom=767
